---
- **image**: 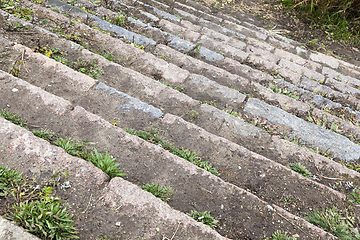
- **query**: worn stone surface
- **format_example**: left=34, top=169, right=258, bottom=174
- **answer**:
left=184, top=74, right=246, bottom=108
left=244, top=98, right=360, bottom=161
left=198, top=35, right=248, bottom=62
left=0, top=217, right=40, bottom=240
left=95, top=82, right=163, bottom=118
left=310, top=52, right=340, bottom=69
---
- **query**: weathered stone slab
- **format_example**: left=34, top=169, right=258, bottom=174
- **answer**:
left=244, top=98, right=360, bottom=161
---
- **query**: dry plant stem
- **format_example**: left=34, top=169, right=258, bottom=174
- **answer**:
left=161, top=221, right=181, bottom=240
left=320, top=211, right=333, bottom=232
left=315, top=174, right=343, bottom=181
left=276, top=211, right=308, bottom=235
left=82, top=193, right=93, bottom=214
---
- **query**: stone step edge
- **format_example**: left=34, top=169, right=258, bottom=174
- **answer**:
left=16, top=0, right=358, bottom=116
left=244, top=98, right=360, bottom=162
left=0, top=11, right=202, bottom=116
left=0, top=117, right=227, bottom=239
left=0, top=216, right=41, bottom=240
left=161, top=113, right=348, bottom=200
left=97, top=0, right=360, bottom=104
left=152, top=44, right=360, bottom=158
left=6, top=0, right=360, bottom=191
left=166, top=0, right=360, bottom=75
left=0, top=70, right=337, bottom=239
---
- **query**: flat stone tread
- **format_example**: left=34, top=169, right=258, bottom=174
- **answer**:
left=1, top=0, right=358, bottom=178
left=96, top=0, right=360, bottom=105
left=2, top=1, right=358, bottom=175
left=1, top=0, right=360, bottom=238
left=0, top=116, right=227, bottom=239
left=0, top=71, right=338, bottom=239
left=244, top=98, right=360, bottom=162
left=144, top=0, right=360, bottom=78
left=0, top=216, right=41, bottom=240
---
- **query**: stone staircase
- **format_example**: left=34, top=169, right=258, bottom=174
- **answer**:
left=0, top=0, right=359, bottom=239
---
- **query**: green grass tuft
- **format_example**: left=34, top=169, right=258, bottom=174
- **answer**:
left=280, top=0, right=360, bottom=45
left=347, top=188, right=360, bottom=205
left=287, top=162, right=312, bottom=178
left=1, top=166, right=78, bottom=239
left=0, top=166, right=25, bottom=197
left=305, top=206, right=359, bottom=239
left=270, top=230, right=296, bottom=240
left=10, top=198, right=79, bottom=239
left=32, top=128, right=55, bottom=141
left=54, top=138, right=87, bottom=158
left=140, top=183, right=173, bottom=202
left=87, top=149, right=126, bottom=179
left=186, top=210, right=219, bottom=228
left=0, top=109, right=28, bottom=129
left=125, top=129, right=219, bottom=175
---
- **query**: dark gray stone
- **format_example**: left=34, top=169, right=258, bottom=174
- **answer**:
left=244, top=98, right=360, bottom=162
left=95, top=82, right=163, bottom=118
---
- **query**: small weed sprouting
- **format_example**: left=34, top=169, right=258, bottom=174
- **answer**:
left=170, top=148, right=219, bottom=175
left=269, top=83, right=299, bottom=100
left=37, top=46, right=73, bottom=67
left=5, top=21, right=28, bottom=32
left=125, top=129, right=219, bottom=175
left=54, top=138, right=88, bottom=158
left=0, top=0, right=32, bottom=21
left=281, top=192, right=295, bottom=205
left=186, top=210, right=218, bottom=228
left=10, top=198, right=78, bottom=239
left=347, top=188, right=360, bottom=205
left=0, top=109, right=28, bottom=129
left=202, top=100, right=217, bottom=107
left=33, top=128, right=55, bottom=141
left=188, top=110, right=199, bottom=120
left=342, top=162, right=360, bottom=174
left=75, top=58, right=104, bottom=79
left=140, top=184, right=173, bottom=202
left=174, top=85, right=184, bottom=92
left=0, top=166, right=77, bottom=239
left=8, top=59, right=23, bottom=77
left=268, top=230, right=296, bottom=240
left=67, top=0, right=77, bottom=5
left=187, top=43, right=202, bottom=57
left=95, top=50, right=116, bottom=62
left=158, top=81, right=184, bottom=92
left=287, top=162, right=312, bottom=178
left=304, top=207, right=359, bottom=239
left=224, top=109, right=240, bottom=118
left=133, top=43, right=145, bottom=51
left=0, top=166, right=25, bottom=197
left=159, top=55, right=168, bottom=61
left=114, top=14, right=128, bottom=27
left=41, top=19, right=50, bottom=25
left=87, top=149, right=126, bottom=179
left=53, top=138, right=124, bottom=179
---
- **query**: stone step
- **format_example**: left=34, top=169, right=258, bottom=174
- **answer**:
left=0, top=112, right=226, bottom=239
left=2, top=21, right=357, bottom=229
left=0, top=216, right=41, bottom=240
left=154, top=0, right=360, bottom=79
left=0, top=70, right=336, bottom=239
left=37, top=0, right=360, bottom=138
left=244, top=98, right=360, bottom=162
left=114, top=0, right=360, bottom=103
left=1, top=2, right=358, bottom=199
left=1, top=0, right=360, bottom=238
left=67, top=0, right=360, bottom=114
